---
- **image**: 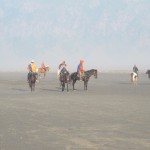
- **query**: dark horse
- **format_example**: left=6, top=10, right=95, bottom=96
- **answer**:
left=70, top=69, right=98, bottom=91
left=28, top=72, right=36, bottom=92
left=146, top=70, right=150, bottom=79
left=59, top=69, right=70, bottom=92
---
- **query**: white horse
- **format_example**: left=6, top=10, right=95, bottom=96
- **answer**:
left=131, top=72, right=138, bottom=83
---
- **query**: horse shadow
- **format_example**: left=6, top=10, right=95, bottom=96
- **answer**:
left=39, top=88, right=62, bottom=92
left=11, top=88, right=28, bottom=92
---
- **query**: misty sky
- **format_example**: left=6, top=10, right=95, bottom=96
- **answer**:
left=0, top=0, right=150, bottom=72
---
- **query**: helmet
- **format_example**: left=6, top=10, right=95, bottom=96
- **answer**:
left=31, top=60, right=34, bottom=63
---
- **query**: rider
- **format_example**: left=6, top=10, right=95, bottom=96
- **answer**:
left=133, top=65, right=139, bottom=76
left=77, top=60, right=84, bottom=81
left=58, top=61, right=69, bottom=75
left=41, top=61, right=46, bottom=71
left=27, top=60, right=38, bottom=82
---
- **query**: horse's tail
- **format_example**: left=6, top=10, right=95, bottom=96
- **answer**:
left=57, top=69, right=60, bottom=76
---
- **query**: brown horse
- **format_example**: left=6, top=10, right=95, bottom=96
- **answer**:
left=38, top=66, right=50, bottom=78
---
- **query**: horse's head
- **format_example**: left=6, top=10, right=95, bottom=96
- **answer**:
left=60, top=72, right=69, bottom=83
left=93, top=69, right=98, bottom=78
left=84, top=69, right=98, bottom=79
left=46, top=66, right=50, bottom=71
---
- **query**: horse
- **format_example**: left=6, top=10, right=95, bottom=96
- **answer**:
left=146, top=70, right=150, bottom=79
left=28, top=72, right=36, bottom=92
left=131, top=72, right=138, bottom=83
left=59, top=71, right=70, bottom=92
left=70, top=69, right=98, bottom=91
left=37, top=66, right=50, bottom=78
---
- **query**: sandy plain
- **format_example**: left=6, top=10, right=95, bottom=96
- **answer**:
left=0, top=72, right=150, bottom=150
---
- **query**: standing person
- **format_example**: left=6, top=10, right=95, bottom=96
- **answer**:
left=27, top=60, right=38, bottom=82
left=133, top=64, right=139, bottom=76
left=41, top=61, right=46, bottom=71
left=77, top=60, right=84, bottom=81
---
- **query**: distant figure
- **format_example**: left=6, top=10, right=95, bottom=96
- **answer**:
left=41, top=61, right=46, bottom=71
left=27, top=60, right=38, bottom=82
left=77, top=60, right=84, bottom=81
left=58, top=61, right=69, bottom=75
left=133, top=65, right=139, bottom=76
left=38, top=61, right=49, bottom=78
left=146, top=70, right=150, bottom=79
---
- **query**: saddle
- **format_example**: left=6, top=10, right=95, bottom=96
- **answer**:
left=42, top=68, right=46, bottom=72
left=29, top=72, right=37, bottom=79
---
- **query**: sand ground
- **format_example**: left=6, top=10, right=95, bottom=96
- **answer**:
left=0, top=72, right=150, bottom=150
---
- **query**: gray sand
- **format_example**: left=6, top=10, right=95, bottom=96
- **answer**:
left=0, top=72, right=150, bottom=150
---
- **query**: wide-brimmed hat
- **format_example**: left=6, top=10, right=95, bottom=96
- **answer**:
left=31, top=60, right=34, bottom=63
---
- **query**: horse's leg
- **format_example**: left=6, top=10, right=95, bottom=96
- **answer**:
left=29, top=81, right=32, bottom=92
left=32, top=82, right=35, bottom=92
left=63, top=82, right=65, bottom=91
left=67, top=82, right=69, bottom=92
left=61, top=82, right=63, bottom=91
left=73, top=80, right=76, bottom=90
left=32, top=83, right=34, bottom=91
left=33, top=83, right=35, bottom=91
left=38, top=73, right=41, bottom=79
left=31, top=83, right=33, bottom=92
left=84, top=81, right=85, bottom=90
left=84, top=81, right=87, bottom=90
left=131, top=74, right=134, bottom=83
left=60, top=80, right=62, bottom=87
left=86, top=81, right=88, bottom=90
left=62, top=82, right=65, bottom=91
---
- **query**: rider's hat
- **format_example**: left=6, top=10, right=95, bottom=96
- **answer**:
left=31, top=60, right=34, bottom=63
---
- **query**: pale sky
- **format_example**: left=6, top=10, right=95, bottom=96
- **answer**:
left=0, top=0, right=150, bottom=72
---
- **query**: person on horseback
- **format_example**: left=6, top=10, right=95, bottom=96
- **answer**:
left=77, top=60, right=84, bottom=81
left=27, top=60, right=38, bottom=82
left=133, top=65, right=139, bottom=76
left=58, top=61, right=69, bottom=76
left=41, top=61, right=46, bottom=71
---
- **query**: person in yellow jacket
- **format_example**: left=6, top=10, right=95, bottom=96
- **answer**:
left=27, top=60, right=38, bottom=82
